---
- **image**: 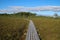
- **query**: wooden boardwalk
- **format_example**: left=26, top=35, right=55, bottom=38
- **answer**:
left=25, top=20, right=40, bottom=40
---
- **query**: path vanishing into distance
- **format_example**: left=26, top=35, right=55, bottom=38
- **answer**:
left=25, top=20, right=40, bottom=40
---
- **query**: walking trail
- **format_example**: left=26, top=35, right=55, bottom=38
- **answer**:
left=25, top=20, right=40, bottom=40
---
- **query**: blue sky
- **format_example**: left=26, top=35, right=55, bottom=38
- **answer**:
left=0, top=0, right=60, bottom=16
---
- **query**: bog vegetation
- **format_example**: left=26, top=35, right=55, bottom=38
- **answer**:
left=0, top=12, right=36, bottom=40
left=0, top=12, right=60, bottom=40
left=31, top=17, right=60, bottom=40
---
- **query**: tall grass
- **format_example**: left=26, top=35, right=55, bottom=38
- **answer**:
left=0, top=16, right=29, bottom=40
left=31, top=17, right=60, bottom=40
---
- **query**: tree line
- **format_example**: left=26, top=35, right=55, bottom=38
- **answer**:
left=0, top=12, right=36, bottom=17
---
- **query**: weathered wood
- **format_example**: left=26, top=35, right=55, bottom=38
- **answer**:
left=25, top=20, right=40, bottom=40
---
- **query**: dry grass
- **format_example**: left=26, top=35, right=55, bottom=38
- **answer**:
left=0, top=16, right=29, bottom=40
left=31, top=17, right=60, bottom=40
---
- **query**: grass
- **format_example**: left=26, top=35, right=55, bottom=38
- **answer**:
left=0, top=16, right=29, bottom=40
left=31, top=17, right=60, bottom=40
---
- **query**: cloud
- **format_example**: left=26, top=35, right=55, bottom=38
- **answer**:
left=0, top=9, right=8, bottom=13
left=0, top=6, right=60, bottom=13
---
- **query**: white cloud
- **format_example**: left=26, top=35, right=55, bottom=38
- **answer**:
left=0, top=6, right=60, bottom=13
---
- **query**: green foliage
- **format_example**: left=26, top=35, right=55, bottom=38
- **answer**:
left=53, top=13, right=58, bottom=18
left=0, top=12, right=36, bottom=18
left=15, top=12, right=36, bottom=17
